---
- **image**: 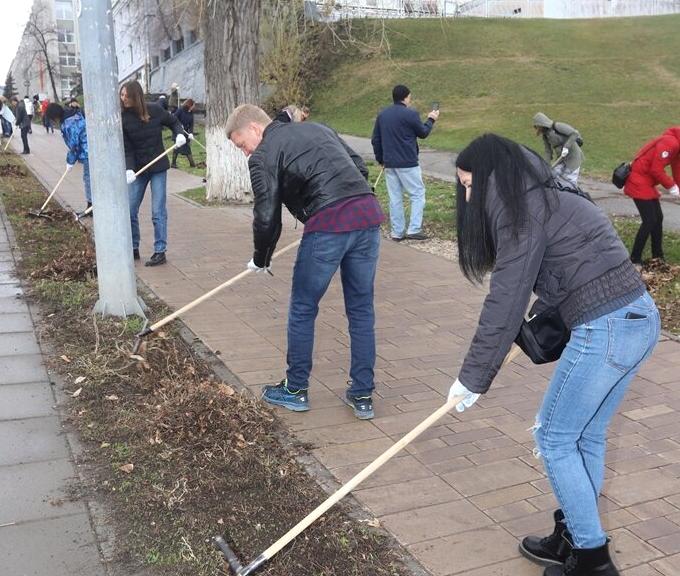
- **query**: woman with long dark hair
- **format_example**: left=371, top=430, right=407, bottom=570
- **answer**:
left=120, top=80, right=184, bottom=266
left=448, top=134, right=659, bottom=576
left=172, top=98, right=196, bottom=168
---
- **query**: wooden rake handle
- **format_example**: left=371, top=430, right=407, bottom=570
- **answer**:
left=148, top=238, right=302, bottom=333
left=373, top=168, right=384, bottom=189
left=38, top=167, right=71, bottom=213
left=2, top=131, right=15, bottom=152
left=259, top=345, right=523, bottom=563
left=134, top=145, right=176, bottom=177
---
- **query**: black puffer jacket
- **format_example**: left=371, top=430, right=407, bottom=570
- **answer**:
left=248, top=121, right=373, bottom=267
left=121, top=103, right=182, bottom=174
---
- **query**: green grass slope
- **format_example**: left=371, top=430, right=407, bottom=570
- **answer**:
left=312, top=15, right=680, bottom=178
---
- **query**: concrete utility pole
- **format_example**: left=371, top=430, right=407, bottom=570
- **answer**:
left=78, top=0, right=146, bottom=318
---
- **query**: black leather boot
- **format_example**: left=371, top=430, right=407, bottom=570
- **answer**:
left=544, top=541, right=619, bottom=576
left=520, top=510, right=572, bottom=566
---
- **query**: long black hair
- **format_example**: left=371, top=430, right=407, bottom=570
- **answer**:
left=455, top=133, right=551, bottom=284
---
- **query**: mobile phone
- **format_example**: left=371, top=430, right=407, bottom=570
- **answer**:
left=431, top=101, right=440, bottom=111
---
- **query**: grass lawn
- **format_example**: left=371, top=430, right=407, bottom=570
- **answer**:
left=178, top=185, right=221, bottom=206
left=163, top=130, right=207, bottom=178
left=312, top=15, right=680, bottom=179
left=368, top=162, right=457, bottom=240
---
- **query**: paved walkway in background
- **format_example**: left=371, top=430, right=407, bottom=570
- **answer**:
left=0, top=199, right=107, bottom=574
left=341, top=134, right=680, bottom=232
left=13, top=131, right=680, bottom=576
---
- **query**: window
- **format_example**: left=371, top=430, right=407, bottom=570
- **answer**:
left=60, top=75, right=76, bottom=98
left=60, top=54, right=77, bottom=67
left=151, top=55, right=160, bottom=69
left=57, top=29, right=75, bottom=43
left=188, top=29, right=198, bottom=45
left=173, top=37, right=184, bottom=54
left=161, top=46, right=171, bottom=62
left=55, top=0, right=74, bottom=20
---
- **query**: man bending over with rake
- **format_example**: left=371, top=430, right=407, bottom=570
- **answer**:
left=227, top=104, right=385, bottom=420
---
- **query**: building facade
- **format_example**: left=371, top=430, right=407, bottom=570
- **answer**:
left=112, top=0, right=205, bottom=104
left=307, top=0, right=680, bottom=19
left=9, top=0, right=81, bottom=102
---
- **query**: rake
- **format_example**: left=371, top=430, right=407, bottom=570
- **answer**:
left=130, top=238, right=302, bottom=355
left=27, top=166, right=71, bottom=220
left=214, top=346, right=522, bottom=575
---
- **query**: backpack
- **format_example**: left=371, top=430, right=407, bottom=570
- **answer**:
left=552, top=122, right=584, bottom=147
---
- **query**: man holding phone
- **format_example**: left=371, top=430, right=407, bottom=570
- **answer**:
left=371, top=84, right=439, bottom=241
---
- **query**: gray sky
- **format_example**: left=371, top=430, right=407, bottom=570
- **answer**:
left=1, top=1, right=33, bottom=82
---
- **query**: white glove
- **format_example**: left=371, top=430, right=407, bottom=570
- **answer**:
left=247, top=258, right=272, bottom=275
left=174, top=133, right=187, bottom=148
left=447, top=378, right=480, bottom=413
left=125, top=169, right=136, bottom=185
left=560, top=147, right=569, bottom=158
left=187, top=133, right=195, bottom=141
left=669, top=184, right=679, bottom=197
left=66, top=163, right=74, bottom=171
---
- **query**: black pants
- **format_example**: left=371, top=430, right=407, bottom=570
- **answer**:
left=631, top=198, right=663, bottom=263
left=20, top=126, right=30, bottom=153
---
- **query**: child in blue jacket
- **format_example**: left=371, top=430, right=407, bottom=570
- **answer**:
left=47, top=100, right=92, bottom=216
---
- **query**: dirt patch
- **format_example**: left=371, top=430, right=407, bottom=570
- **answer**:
left=0, top=163, right=27, bottom=177
left=1, top=152, right=418, bottom=576
left=641, top=259, right=680, bottom=334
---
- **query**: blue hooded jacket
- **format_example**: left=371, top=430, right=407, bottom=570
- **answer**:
left=61, top=110, right=88, bottom=164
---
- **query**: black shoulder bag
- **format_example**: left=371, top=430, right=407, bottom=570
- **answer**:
left=513, top=176, right=592, bottom=364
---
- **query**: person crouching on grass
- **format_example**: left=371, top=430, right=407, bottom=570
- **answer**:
left=449, top=134, right=659, bottom=576
left=226, top=104, right=384, bottom=420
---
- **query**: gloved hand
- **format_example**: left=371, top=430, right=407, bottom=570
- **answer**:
left=447, top=378, right=480, bottom=413
left=669, top=184, right=679, bottom=197
left=560, top=147, right=569, bottom=158
left=175, top=133, right=187, bottom=148
left=187, top=133, right=195, bottom=141
left=247, top=258, right=272, bottom=275
left=125, top=169, right=136, bottom=185
left=66, top=163, right=75, bottom=171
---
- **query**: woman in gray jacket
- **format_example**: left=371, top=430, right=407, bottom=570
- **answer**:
left=448, top=134, right=659, bottom=576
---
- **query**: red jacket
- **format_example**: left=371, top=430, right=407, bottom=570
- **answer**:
left=624, top=127, right=680, bottom=200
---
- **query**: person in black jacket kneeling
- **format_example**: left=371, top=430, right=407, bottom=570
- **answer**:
left=120, top=80, right=184, bottom=267
left=226, top=104, right=385, bottom=420
left=448, top=134, right=659, bottom=576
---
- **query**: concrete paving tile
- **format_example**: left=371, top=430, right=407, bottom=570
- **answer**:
left=443, top=459, right=543, bottom=497
left=408, top=526, right=519, bottom=575
left=610, top=528, right=665, bottom=569
left=605, top=470, right=680, bottom=507
left=0, top=283, right=22, bottom=298
left=0, top=331, right=41, bottom=357
left=381, top=499, right=493, bottom=545
left=0, top=513, right=105, bottom=576
left=0, top=295, right=28, bottom=314
left=0, top=354, right=47, bottom=385
left=650, top=553, right=680, bottom=576
left=0, top=381, right=55, bottom=420
left=355, top=476, right=462, bottom=517
left=452, top=558, right=543, bottom=576
left=0, top=312, right=34, bottom=333
left=0, top=416, right=69, bottom=466
left=0, top=459, right=85, bottom=523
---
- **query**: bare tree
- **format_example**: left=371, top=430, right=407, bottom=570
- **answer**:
left=202, top=0, right=261, bottom=202
left=24, top=1, right=61, bottom=101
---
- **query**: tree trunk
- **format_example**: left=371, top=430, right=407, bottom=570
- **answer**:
left=44, top=53, right=60, bottom=102
left=202, top=0, right=261, bottom=203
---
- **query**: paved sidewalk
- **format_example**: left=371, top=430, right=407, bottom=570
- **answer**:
left=341, top=134, right=680, bottom=232
left=14, top=131, right=680, bottom=576
left=0, top=200, right=107, bottom=574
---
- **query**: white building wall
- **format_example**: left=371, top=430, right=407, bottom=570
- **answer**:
left=544, top=0, right=680, bottom=18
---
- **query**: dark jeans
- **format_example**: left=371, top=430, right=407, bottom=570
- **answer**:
left=631, top=198, right=663, bottom=262
left=20, top=126, right=30, bottom=153
left=286, top=227, right=380, bottom=397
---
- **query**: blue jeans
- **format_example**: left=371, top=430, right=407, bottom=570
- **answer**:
left=287, top=227, right=380, bottom=397
left=534, top=291, right=660, bottom=549
left=81, top=159, right=92, bottom=204
left=128, top=170, right=168, bottom=253
left=385, top=166, right=426, bottom=238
